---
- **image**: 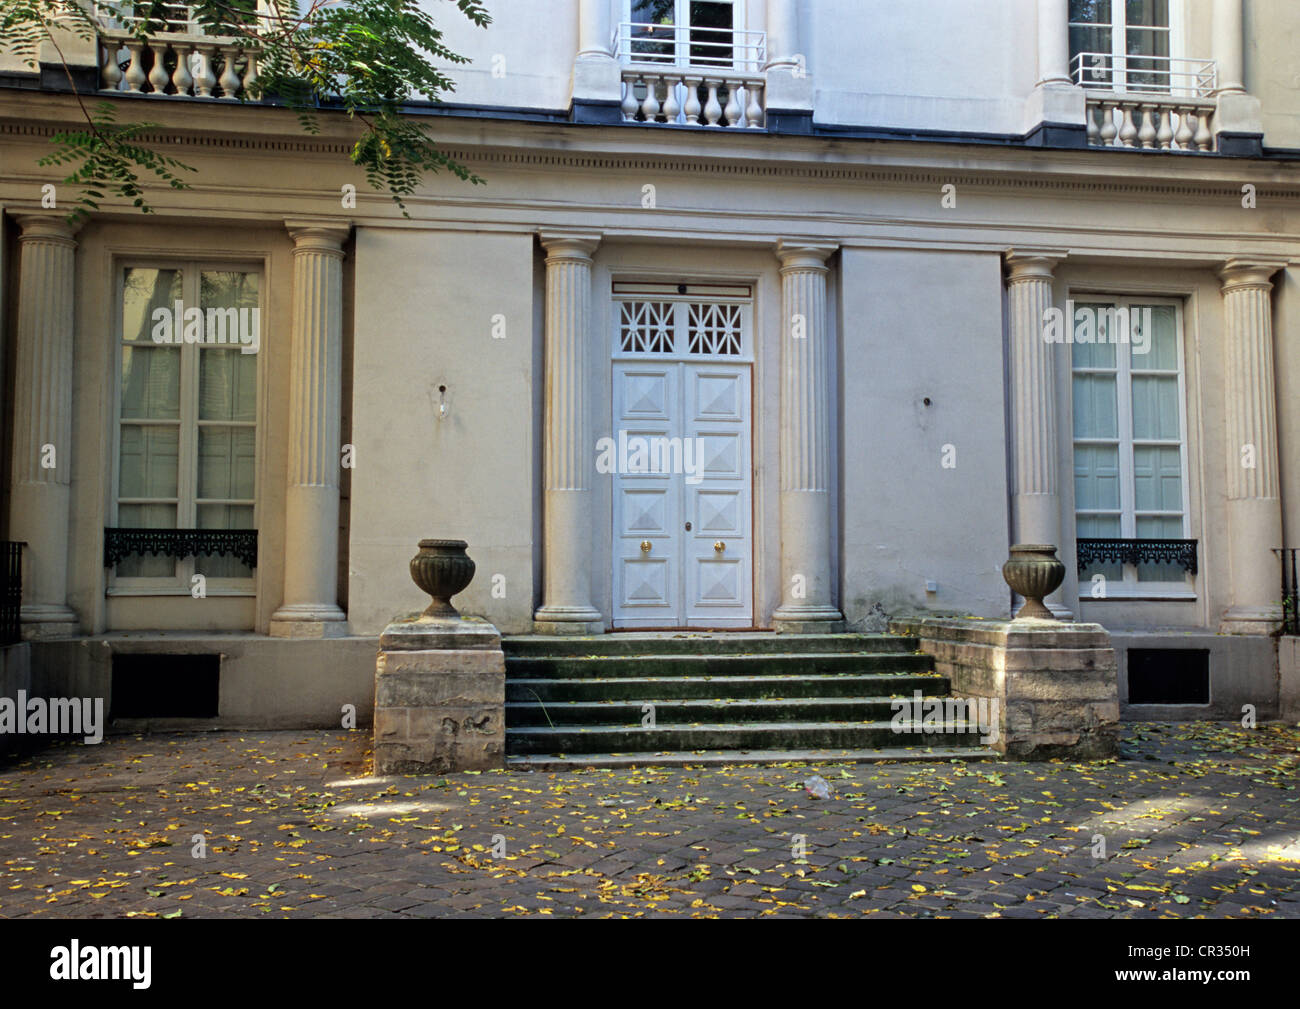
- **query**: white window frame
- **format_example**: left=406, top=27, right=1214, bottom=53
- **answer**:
left=1070, top=294, right=1194, bottom=600
left=109, top=259, right=261, bottom=598
left=611, top=281, right=754, bottom=363
left=1069, top=0, right=1184, bottom=93
left=620, top=0, right=749, bottom=70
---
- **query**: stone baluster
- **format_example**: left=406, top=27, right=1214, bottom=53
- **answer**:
left=639, top=75, right=660, bottom=122
left=683, top=77, right=702, bottom=124
left=10, top=214, right=82, bottom=638
left=1118, top=104, right=1138, bottom=146
left=661, top=75, right=681, bottom=123
left=1194, top=112, right=1213, bottom=150
left=1085, top=103, right=1100, bottom=145
left=1174, top=107, right=1194, bottom=149
left=534, top=232, right=604, bottom=635
left=745, top=83, right=764, bottom=128
left=123, top=41, right=146, bottom=92
left=101, top=41, right=123, bottom=91
left=724, top=85, right=742, bottom=126
left=1098, top=101, right=1118, bottom=146
left=703, top=81, right=722, bottom=125
left=1218, top=259, right=1286, bottom=633
left=1155, top=107, right=1174, bottom=149
left=774, top=240, right=843, bottom=633
left=219, top=46, right=242, bottom=97
left=621, top=78, right=640, bottom=121
left=242, top=51, right=258, bottom=96
left=147, top=40, right=170, bottom=93
left=171, top=43, right=194, bottom=96
left=193, top=44, right=217, bottom=97
left=269, top=221, right=352, bottom=638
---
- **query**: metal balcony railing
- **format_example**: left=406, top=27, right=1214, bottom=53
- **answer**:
left=615, top=21, right=765, bottom=73
left=1, top=542, right=22, bottom=646
left=1275, top=548, right=1299, bottom=635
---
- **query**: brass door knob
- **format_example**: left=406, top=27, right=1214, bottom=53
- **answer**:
left=714, top=541, right=726, bottom=552
left=640, top=540, right=652, bottom=553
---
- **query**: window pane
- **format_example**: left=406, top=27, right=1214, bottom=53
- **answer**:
left=1132, top=304, right=1177, bottom=370
left=1071, top=305, right=1118, bottom=368
left=199, top=350, right=257, bottom=422
left=200, top=270, right=259, bottom=352
left=1075, top=445, right=1121, bottom=510
left=1126, top=0, right=1168, bottom=28
left=690, top=1, right=733, bottom=66
left=631, top=0, right=675, bottom=61
left=121, top=346, right=181, bottom=420
left=122, top=267, right=181, bottom=343
left=198, top=427, right=256, bottom=500
left=1073, top=374, right=1119, bottom=438
left=115, top=503, right=177, bottom=578
left=1070, top=0, right=1111, bottom=22
left=195, top=503, right=254, bottom=578
left=1134, top=445, right=1182, bottom=511
left=118, top=425, right=179, bottom=499
left=1131, top=376, right=1180, bottom=440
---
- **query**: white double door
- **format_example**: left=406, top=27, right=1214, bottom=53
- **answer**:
left=612, top=360, right=752, bottom=627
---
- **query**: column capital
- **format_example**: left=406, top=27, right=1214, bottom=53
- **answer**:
left=14, top=212, right=81, bottom=246
left=1218, top=258, right=1286, bottom=292
left=285, top=219, right=351, bottom=256
left=539, top=230, right=601, bottom=261
left=1004, top=249, right=1067, bottom=283
left=776, top=239, right=837, bottom=271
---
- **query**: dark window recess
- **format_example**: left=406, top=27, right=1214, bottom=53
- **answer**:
left=111, top=654, right=220, bottom=719
left=1127, top=648, right=1210, bottom=705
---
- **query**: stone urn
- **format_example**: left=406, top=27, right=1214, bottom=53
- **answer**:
left=1002, top=544, right=1065, bottom=620
left=409, top=539, right=476, bottom=619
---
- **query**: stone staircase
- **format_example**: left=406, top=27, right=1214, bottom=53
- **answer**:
left=502, top=633, right=996, bottom=769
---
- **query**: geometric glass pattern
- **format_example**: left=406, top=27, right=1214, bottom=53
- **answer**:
left=620, top=301, right=675, bottom=354
left=686, top=302, right=742, bottom=356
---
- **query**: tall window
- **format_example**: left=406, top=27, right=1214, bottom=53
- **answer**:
left=1070, top=1, right=1171, bottom=92
left=1072, top=298, right=1191, bottom=592
left=628, top=0, right=740, bottom=68
left=114, top=264, right=258, bottom=586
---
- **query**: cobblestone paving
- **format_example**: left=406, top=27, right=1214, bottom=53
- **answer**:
left=1, top=722, right=1297, bottom=918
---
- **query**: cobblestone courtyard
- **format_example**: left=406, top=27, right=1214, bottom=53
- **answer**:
left=1, top=723, right=1297, bottom=918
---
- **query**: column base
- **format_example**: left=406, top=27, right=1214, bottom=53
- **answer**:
left=19, top=604, right=78, bottom=640
left=269, top=604, right=349, bottom=639
left=773, top=605, right=845, bottom=635
left=533, top=606, right=604, bottom=636
left=1218, top=606, right=1281, bottom=636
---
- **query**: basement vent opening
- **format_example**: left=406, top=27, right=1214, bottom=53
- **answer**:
left=111, top=654, right=220, bottom=719
left=1126, top=648, right=1210, bottom=705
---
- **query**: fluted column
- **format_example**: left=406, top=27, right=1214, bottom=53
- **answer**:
left=535, top=232, right=603, bottom=634
left=1036, top=0, right=1071, bottom=86
left=1213, top=0, right=1245, bottom=95
left=1006, top=250, right=1070, bottom=618
left=1219, top=259, right=1285, bottom=633
left=774, top=240, right=842, bottom=633
left=764, top=0, right=800, bottom=71
left=9, top=214, right=80, bottom=638
left=269, top=221, right=351, bottom=638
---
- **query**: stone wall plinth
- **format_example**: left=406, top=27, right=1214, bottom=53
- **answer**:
left=374, top=614, right=505, bottom=774
left=891, top=617, right=1119, bottom=760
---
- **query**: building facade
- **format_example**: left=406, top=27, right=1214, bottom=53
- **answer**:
left=2, top=0, right=1299, bottom=726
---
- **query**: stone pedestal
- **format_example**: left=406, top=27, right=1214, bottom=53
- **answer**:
left=373, top=614, right=505, bottom=774
left=892, top=616, right=1119, bottom=760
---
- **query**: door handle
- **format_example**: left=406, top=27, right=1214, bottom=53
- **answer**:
left=640, top=540, right=652, bottom=553
left=714, top=541, right=726, bottom=553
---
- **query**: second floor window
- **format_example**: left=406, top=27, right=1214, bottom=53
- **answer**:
left=1070, top=0, right=1171, bottom=92
left=626, top=1, right=750, bottom=70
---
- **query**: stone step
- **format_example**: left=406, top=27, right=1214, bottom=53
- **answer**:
left=506, top=672, right=948, bottom=702
left=506, top=720, right=987, bottom=754
left=506, top=696, right=923, bottom=726
left=501, top=633, right=919, bottom=658
left=505, top=652, right=933, bottom=678
left=507, top=746, right=998, bottom=770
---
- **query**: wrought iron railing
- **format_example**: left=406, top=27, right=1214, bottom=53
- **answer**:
left=103, top=528, right=258, bottom=569
left=1076, top=538, right=1198, bottom=575
left=1275, top=548, right=1299, bottom=635
left=1, top=542, right=22, bottom=645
